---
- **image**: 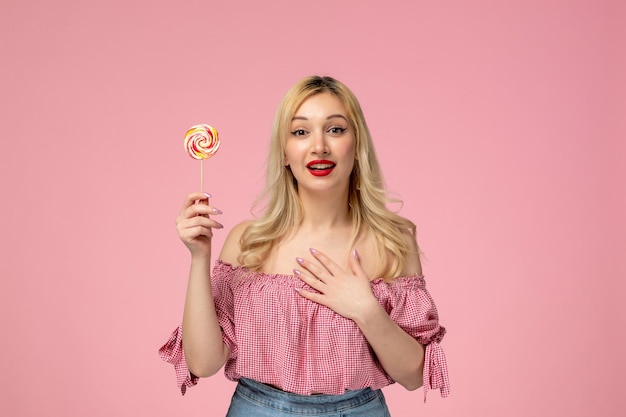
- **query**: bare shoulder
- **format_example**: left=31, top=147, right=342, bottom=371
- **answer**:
left=218, top=220, right=254, bottom=265
left=400, top=228, right=423, bottom=276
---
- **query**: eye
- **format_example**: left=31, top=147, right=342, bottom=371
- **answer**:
left=328, top=126, right=347, bottom=135
left=291, top=128, right=308, bottom=137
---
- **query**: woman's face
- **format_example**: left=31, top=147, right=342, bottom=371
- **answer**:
left=284, top=92, right=356, bottom=195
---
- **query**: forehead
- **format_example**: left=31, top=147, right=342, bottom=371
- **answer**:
left=293, top=92, right=347, bottom=119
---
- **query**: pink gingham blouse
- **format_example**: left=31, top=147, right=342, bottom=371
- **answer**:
left=159, top=260, right=450, bottom=402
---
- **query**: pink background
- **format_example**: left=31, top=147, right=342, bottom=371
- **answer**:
left=1, top=1, right=624, bottom=416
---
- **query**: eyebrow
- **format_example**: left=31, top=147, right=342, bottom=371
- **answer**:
left=291, top=114, right=348, bottom=121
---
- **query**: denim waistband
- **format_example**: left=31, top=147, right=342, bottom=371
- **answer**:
left=234, top=378, right=382, bottom=414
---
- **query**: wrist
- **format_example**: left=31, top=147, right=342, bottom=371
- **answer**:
left=352, top=297, right=386, bottom=328
left=190, top=253, right=212, bottom=266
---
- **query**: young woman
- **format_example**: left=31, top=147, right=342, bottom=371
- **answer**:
left=160, top=76, right=449, bottom=416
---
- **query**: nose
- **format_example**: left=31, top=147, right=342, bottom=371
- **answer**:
left=311, top=130, right=329, bottom=155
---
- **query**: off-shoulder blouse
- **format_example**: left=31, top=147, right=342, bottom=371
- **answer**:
left=159, top=260, right=449, bottom=402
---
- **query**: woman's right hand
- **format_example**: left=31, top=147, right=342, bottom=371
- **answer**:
left=176, top=192, right=224, bottom=258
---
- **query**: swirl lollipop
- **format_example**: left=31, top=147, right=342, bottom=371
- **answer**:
left=184, top=124, right=220, bottom=192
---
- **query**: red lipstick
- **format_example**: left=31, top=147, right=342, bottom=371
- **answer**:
left=306, top=160, right=336, bottom=177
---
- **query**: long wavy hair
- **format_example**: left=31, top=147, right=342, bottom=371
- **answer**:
left=238, top=76, right=417, bottom=280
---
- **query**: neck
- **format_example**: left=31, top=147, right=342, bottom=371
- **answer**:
left=297, top=186, right=351, bottom=231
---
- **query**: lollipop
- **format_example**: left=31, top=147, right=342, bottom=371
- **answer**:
left=184, top=124, right=220, bottom=160
left=184, top=124, right=220, bottom=192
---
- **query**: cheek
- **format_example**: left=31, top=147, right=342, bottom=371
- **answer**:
left=283, top=142, right=301, bottom=166
left=340, top=143, right=357, bottom=173
left=285, top=138, right=310, bottom=154
left=342, top=140, right=357, bottom=161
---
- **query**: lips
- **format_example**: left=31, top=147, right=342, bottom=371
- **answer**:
left=306, top=160, right=336, bottom=176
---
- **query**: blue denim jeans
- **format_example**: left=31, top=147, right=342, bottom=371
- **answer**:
left=226, top=378, right=391, bottom=416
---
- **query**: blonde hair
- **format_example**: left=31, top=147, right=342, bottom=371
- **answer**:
left=238, top=76, right=417, bottom=280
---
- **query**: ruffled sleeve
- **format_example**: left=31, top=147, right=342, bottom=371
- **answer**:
left=158, top=325, right=198, bottom=395
left=380, top=276, right=450, bottom=402
left=157, top=261, right=238, bottom=395
left=423, top=340, right=450, bottom=402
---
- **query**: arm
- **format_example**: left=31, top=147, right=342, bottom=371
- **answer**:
left=352, top=293, right=425, bottom=390
left=181, top=255, right=229, bottom=377
left=176, top=192, right=233, bottom=377
left=358, top=230, right=425, bottom=390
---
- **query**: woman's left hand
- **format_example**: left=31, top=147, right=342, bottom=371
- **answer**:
left=293, top=248, right=380, bottom=322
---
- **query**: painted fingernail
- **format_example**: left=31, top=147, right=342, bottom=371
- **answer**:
left=353, top=249, right=359, bottom=259
left=293, top=269, right=301, bottom=276
left=215, top=222, right=224, bottom=229
left=294, top=288, right=302, bottom=293
left=309, top=248, right=317, bottom=254
left=296, top=257, right=304, bottom=265
left=212, top=208, right=222, bottom=214
left=203, top=192, right=212, bottom=198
